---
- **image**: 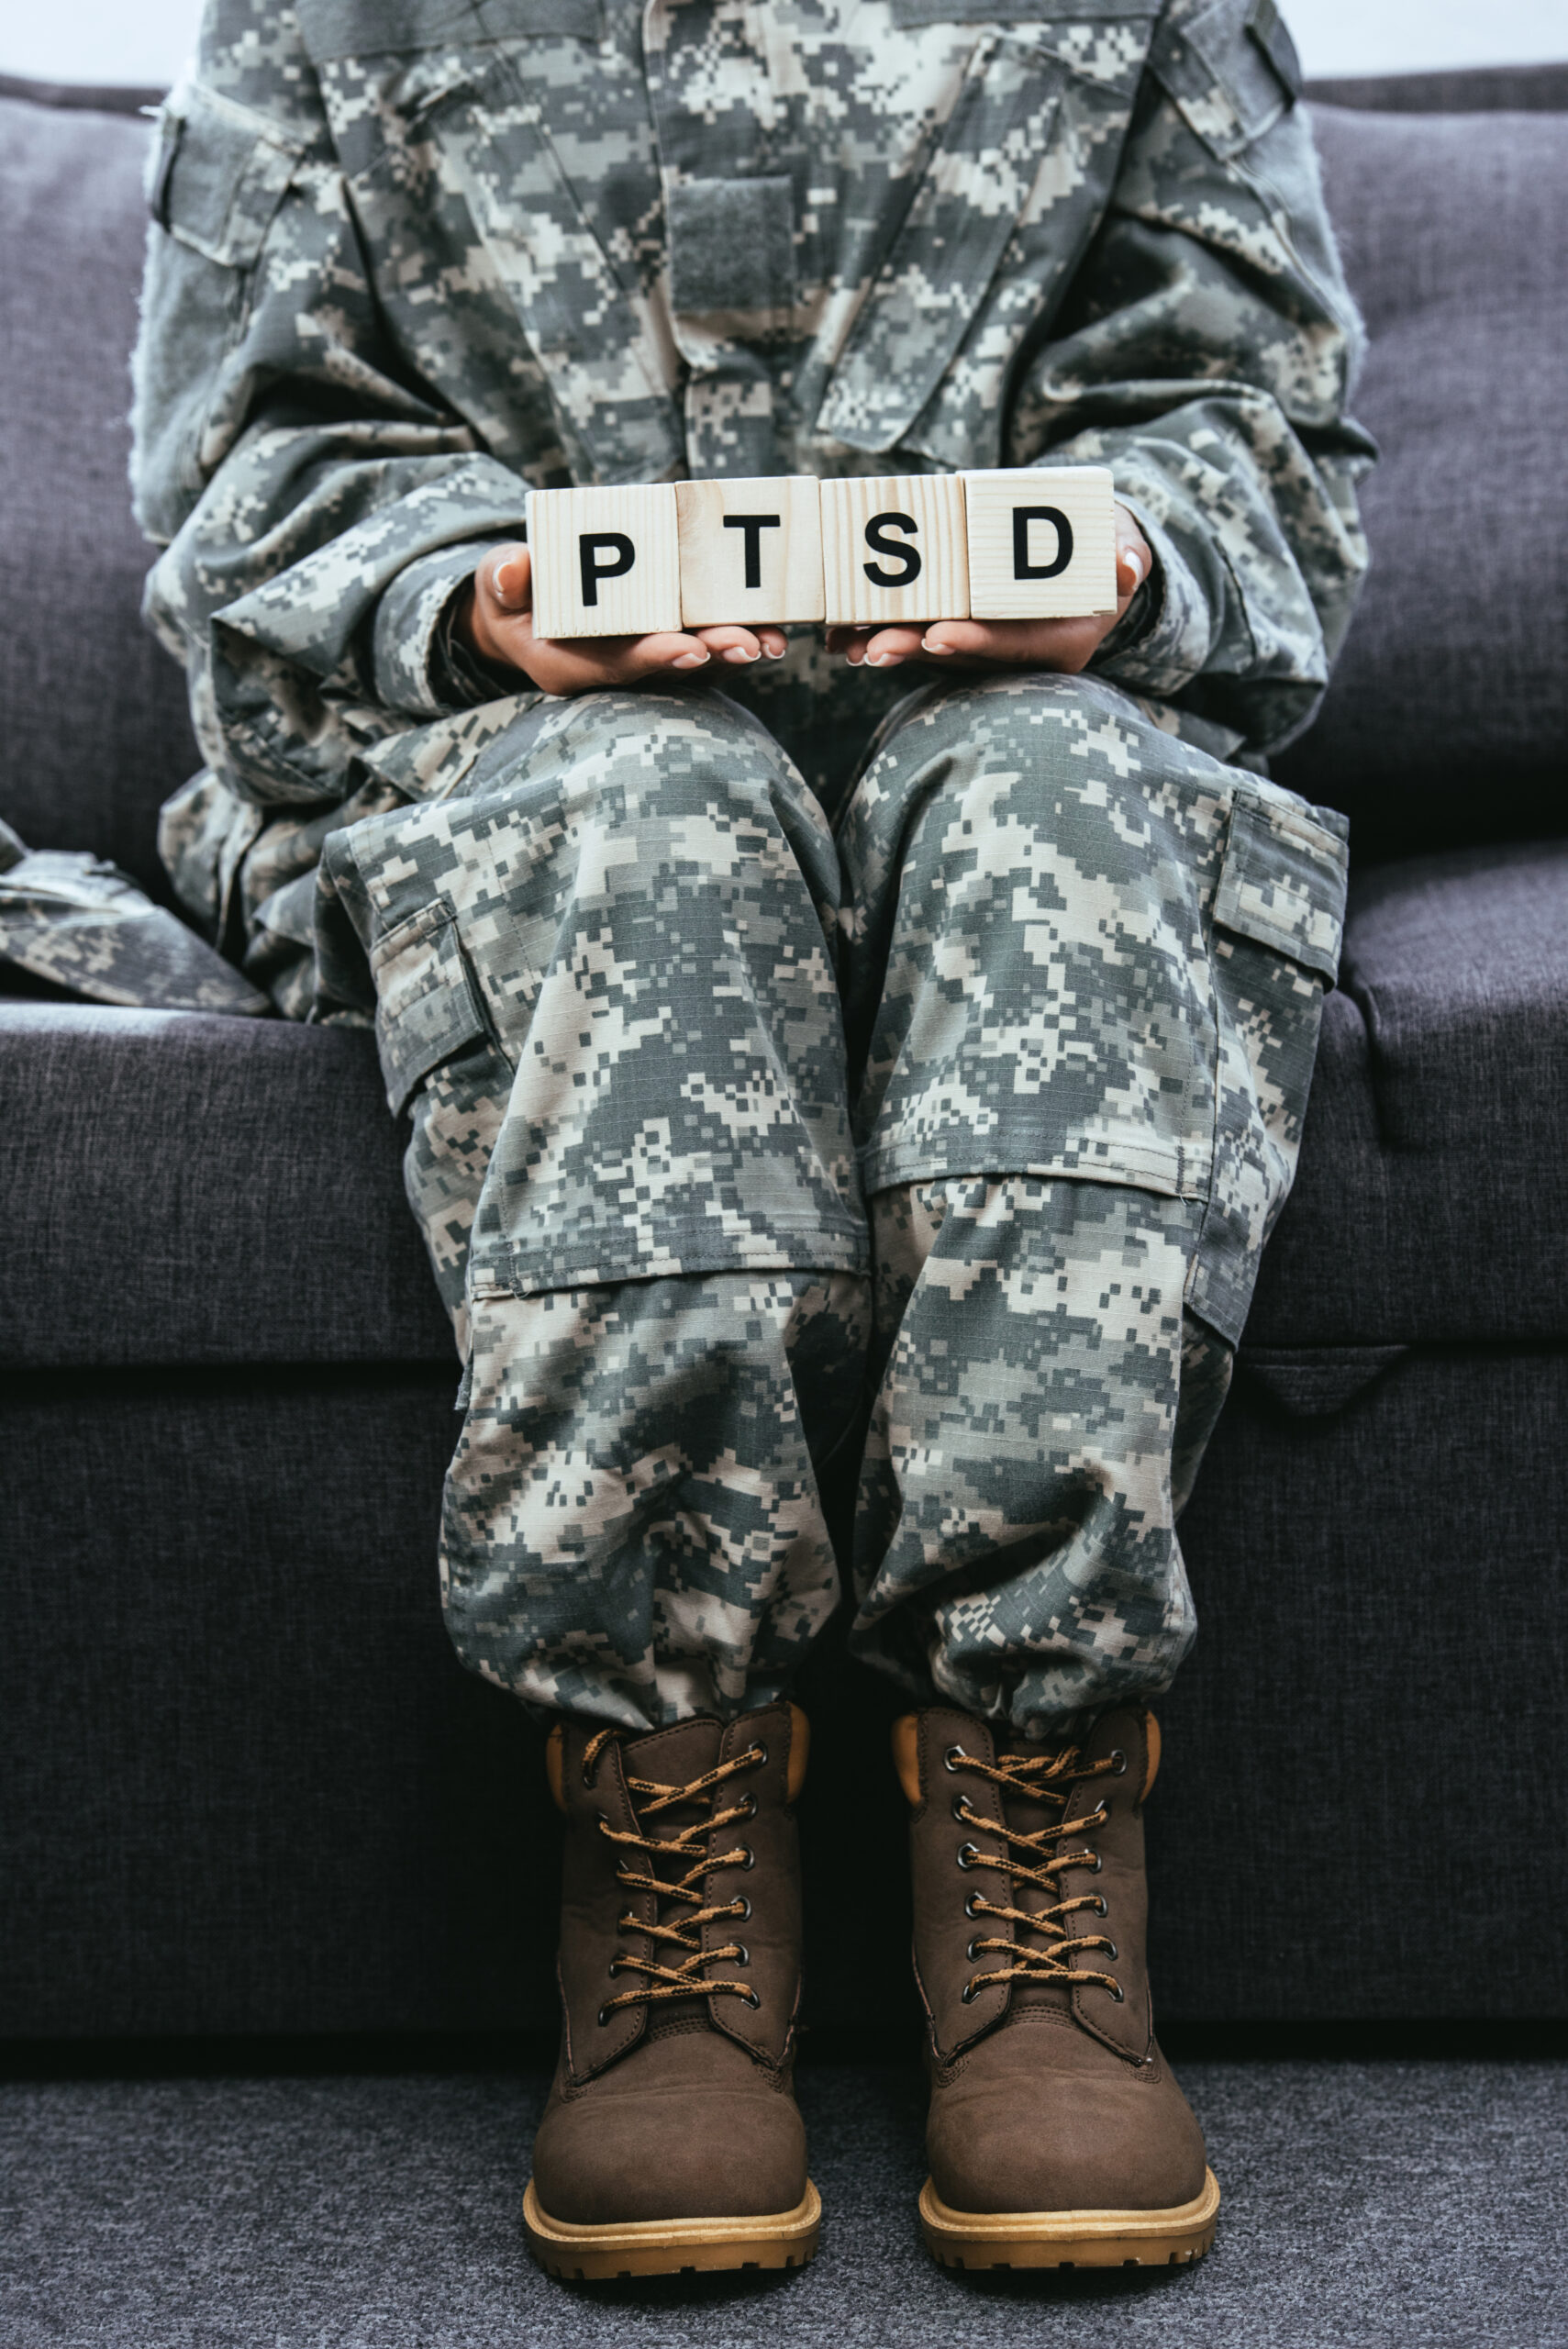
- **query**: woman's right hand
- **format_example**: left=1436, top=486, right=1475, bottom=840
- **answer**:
left=455, top=542, right=786, bottom=695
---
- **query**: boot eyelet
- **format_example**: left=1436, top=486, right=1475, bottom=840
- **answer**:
left=743, top=1989, right=761, bottom=2009
left=739, top=1792, right=758, bottom=1819
left=966, top=1937, right=983, bottom=1963
left=596, top=2006, right=612, bottom=2027
left=607, top=1959, right=620, bottom=1979
left=732, top=1896, right=751, bottom=1922
left=943, top=1744, right=967, bottom=1773
left=1086, top=1852, right=1103, bottom=1874
left=1109, top=1749, right=1128, bottom=1776
left=1107, top=1981, right=1125, bottom=2003
left=963, top=1892, right=984, bottom=1920
left=734, top=1943, right=751, bottom=1966
left=951, top=1794, right=972, bottom=1824
left=956, top=1842, right=979, bottom=1871
left=737, top=1844, right=755, bottom=1871
left=1103, top=1941, right=1118, bottom=1963
left=960, top=1979, right=980, bottom=2005
left=1093, top=1896, right=1108, bottom=1918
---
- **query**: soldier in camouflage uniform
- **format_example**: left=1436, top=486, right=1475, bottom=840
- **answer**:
left=127, top=0, right=1369, bottom=2278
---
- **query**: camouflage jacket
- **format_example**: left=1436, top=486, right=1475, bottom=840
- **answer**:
left=131, top=0, right=1373, bottom=1008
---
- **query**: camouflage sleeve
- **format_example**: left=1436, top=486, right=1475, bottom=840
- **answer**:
left=1009, top=0, right=1376, bottom=755
left=130, top=0, right=532, bottom=814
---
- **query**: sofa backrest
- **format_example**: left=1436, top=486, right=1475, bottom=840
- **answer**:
left=0, top=72, right=1562, bottom=888
left=1275, top=95, right=1568, bottom=852
left=0, top=89, right=197, bottom=907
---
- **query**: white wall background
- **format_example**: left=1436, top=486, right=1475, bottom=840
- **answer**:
left=3, top=0, right=1566, bottom=90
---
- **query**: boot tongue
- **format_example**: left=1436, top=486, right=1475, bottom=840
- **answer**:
left=620, top=1719, right=728, bottom=2039
left=996, top=1735, right=1080, bottom=2014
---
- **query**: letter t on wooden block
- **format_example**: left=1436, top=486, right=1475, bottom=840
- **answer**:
left=962, top=465, right=1118, bottom=620
left=676, top=477, right=825, bottom=626
left=527, top=484, right=683, bottom=640
left=819, top=473, right=970, bottom=628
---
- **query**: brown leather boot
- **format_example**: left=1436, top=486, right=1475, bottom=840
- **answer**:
left=896, top=1703, right=1219, bottom=2270
left=522, top=1699, right=820, bottom=2279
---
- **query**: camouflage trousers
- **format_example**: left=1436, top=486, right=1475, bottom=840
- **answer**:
left=315, top=673, right=1349, bottom=1736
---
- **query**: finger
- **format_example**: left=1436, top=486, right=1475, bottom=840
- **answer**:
left=692, top=624, right=770, bottom=667
left=918, top=617, right=1104, bottom=671
left=506, top=625, right=715, bottom=696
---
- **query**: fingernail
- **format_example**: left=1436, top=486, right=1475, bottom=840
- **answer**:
left=920, top=637, right=953, bottom=655
left=673, top=651, right=709, bottom=668
left=767, top=645, right=788, bottom=661
left=723, top=646, right=761, bottom=663
left=1119, top=552, right=1146, bottom=589
left=867, top=652, right=899, bottom=667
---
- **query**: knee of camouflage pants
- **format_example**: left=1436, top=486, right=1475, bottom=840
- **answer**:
left=319, top=686, right=870, bottom=1729
left=838, top=671, right=1350, bottom=1733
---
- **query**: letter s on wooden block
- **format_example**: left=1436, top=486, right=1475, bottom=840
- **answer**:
left=675, top=476, right=825, bottom=626
left=527, top=484, right=683, bottom=640
left=962, top=466, right=1118, bottom=621
left=819, top=474, right=970, bottom=628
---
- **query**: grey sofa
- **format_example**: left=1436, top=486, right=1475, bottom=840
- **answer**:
left=2, top=63, right=1565, bottom=2043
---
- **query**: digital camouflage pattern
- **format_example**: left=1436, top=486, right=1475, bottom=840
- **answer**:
left=120, top=0, right=1370, bottom=1729
left=304, top=673, right=1343, bottom=1730
left=132, top=0, right=1372, bottom=999
left=0, top=818, right=266, bottom=1013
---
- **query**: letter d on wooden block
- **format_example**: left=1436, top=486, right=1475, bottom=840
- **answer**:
left=676, top=477, right=825, bottom=626
left=962, top=465, right=1118, bottom=621
left=819, top=474, right=969, bottom=628
left=527, top=484, right=683, bottom=639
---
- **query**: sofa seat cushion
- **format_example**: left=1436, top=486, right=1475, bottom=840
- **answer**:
left=6, top=843, right=1565, bottom=1364
left=0, top=1005, right=452, bottom=1367
left=1249, top=842, right=1568, bottom=1346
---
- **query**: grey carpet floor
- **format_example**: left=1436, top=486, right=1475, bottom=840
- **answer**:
left=2, top=2061, right=1563, bottom=2349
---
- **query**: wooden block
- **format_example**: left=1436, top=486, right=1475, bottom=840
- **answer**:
left=675, top=476, right=825, bottom=627
left=527, top=484, right=683, bottom=640
left=818, top=473, right=970, bottom=629
left=962, top=465, right=1118, bottom=621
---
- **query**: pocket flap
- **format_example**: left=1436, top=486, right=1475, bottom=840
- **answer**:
left=371, top=901, right=489, bottom=1114
left=151, top=83, right=306, bottom=267
left=1213, top=783, right=1348, bottom=981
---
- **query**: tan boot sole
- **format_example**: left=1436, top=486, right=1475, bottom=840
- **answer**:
left=522, top=2178, right=821, bottom=2279
left=919, top=2165, right=1220, bottom=2270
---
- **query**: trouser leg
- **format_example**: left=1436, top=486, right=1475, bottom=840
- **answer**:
left=321, top=687, right=869, bottom=1731
left=840, top=673, right=1348, bottom=1734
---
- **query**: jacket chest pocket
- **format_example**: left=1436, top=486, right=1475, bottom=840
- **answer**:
left=816, top=7, right=1151, bottom=458
left=416, top=50, right=684, bottom=484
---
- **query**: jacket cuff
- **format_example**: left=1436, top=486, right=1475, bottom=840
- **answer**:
left=372, top=536, right=518, bottom=715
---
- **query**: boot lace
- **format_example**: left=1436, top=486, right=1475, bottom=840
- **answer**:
left=949, top=1741, right=1126, bottom=2004
left=584, top=1728, right=764, bottom=2026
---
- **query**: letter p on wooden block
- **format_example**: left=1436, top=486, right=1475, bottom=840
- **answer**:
left=676, top=477, right=825, bottom=626
left=962, top=465, right=1118, bottom=620
left=527, top=484, right=683, bottom=640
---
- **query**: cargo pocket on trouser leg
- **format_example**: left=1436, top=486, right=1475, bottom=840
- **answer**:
left=441, top=1268, right=870, bottom=1732
left=369, top=898, right=511, bottom=1352
left=1185, top=780, right=1350, bottom=1348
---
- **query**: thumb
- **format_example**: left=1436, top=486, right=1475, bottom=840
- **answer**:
left=485, top=542, right=532, bottom=613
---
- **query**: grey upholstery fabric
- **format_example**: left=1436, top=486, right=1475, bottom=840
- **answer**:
left=0, top=1005, right=452, bottom=1367
left=1277, top=105, right=1568, bottom=846
left=0, top=96, right=197, bottom=906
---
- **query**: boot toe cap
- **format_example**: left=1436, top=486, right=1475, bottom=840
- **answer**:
left=929, top=2034, right=1208, bottom=2217
left=533, top=2076, right=807, bottom=2225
